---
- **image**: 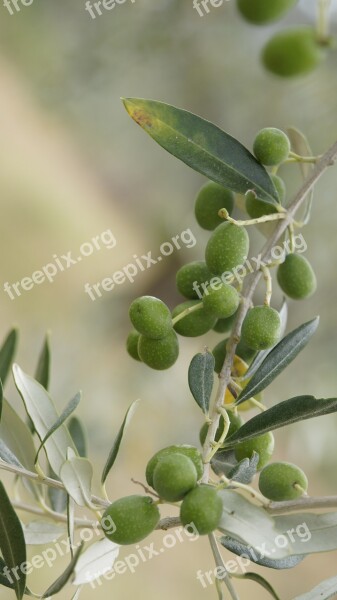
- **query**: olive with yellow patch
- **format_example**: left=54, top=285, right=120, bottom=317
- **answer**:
left=205, top=222, right=249, bottom=276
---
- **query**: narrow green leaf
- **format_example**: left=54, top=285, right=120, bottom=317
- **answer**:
left=224, top=396, right=337, bottom=448
left=273, top=511, right=337, bottom=556
left=68, top=417, right=87, bottom=457
left=41, top=542, right=83, bottom=598
left=35, top=333, right=50, bottom=390
left=67, top=496, right=75, bottom=558
left=188, top=351, right=214, bottom=415
left=0, top=438, right=24, bottom=468
left=236, top=572, right=281, bottom=600
left=35, top=392, right=81, bottom=464
left=123, top=98, right=278, bottom=204
left=0, top=381, right=3, bottom=422
left=23, top=521, right=65, bottom=545
left=13, top=364, right=77, bottom=476
left=0, top=481, right=26, bottom=600
left=48, top=468, right=67, bottom=513
left=237, top=317, right=319, bottom=404
left=292, top=574, right=337, bottom=600
left=101, top=399, right=140, bottom=485
left=0, top=329, right=18, bottom=388
left=220, top=536, right=305, bottom=569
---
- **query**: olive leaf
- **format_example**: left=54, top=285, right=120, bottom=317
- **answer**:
left=101, top=398, right=140, bottom=485
left=41, top=542, right=84, bottom=598
left=73, top=538, right=120, bottom=585
left=60, top=449, right=94, bottom=508
left=0, top=328, right=18, bottom=388
left=235, top=572, right=281, bottom=600
left=224, top=396, right=337, bottom=448
left=188, top=350, right=214, bottom=415
left=226, top=452, right=259, bottom=484
left=0, top=481, right=27, bottom=600
left=123, top=98, right=278, bottom=204
left=68, top=417, right=87, bottom=457
left=35, top=333, right=51, bottom=390
left=292, top=574, right=337, bottom=600
left=236, top=316, right=319, bottom=404
left=23, top=521, right=65, bottom=545
left=220, top=536, right=305, bottom=569
left=35, top=392, right=81, bottom=464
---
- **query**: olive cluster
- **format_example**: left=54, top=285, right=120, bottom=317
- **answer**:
left=101, top=440, right=308, bottom=545
left=236, top=0, right=332, bottom=77
left=127, top=128, right=316, bottom=371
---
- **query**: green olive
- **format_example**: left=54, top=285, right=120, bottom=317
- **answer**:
left=102, top=495, right=160, bottom=545
left=205, top=222, right=249, bottom=276
left=262, top=27, right=325, bottom=77
left=277, top=253, right=317, bottom=299
left=202, top=283, right=240, bottom=319
left=126, top=330, right=142, bottom=361
left=129, top=296, right=172, bottom=339
left=180, top=485, right=223, bottom=535
left=195, top=181, right=235, bottom=231
left=253, top=128, right=290, bottom=166
left=199, top=412, right=244, bottom=446
left=146, top=445, right=203, bottom=488
left=241, top=305, right=281, bottom=350
left=152, top=453, right=197, bottom=501
left=172, top=301, right=217, bottom=337
left=237, top=0, right=298, bottom=24
left=138, top=330, right=179, bottom=370
left=234, top=432, right=275, bottom=470
left=259, top=461, right=308, bottom=500
left=176, top=261, right=213, bottom=300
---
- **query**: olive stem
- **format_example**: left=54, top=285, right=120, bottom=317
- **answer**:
left=0, top=460, right=110, bottom=508
left=266, top=495, right=337, bottom=514
left=131, top=477, right=160, bottom=498
left=218, top=208, right=286, bottom=226
left=219, top=476, right=269, bottom=507
left=205, top=408, right=231, bottom=462
left=201, top=139, right=337, bottom=485
left=12, top=500, right=101, bottom=528
left=208, top=532, right=241, bottom=600
left=171, top=301, right=204, bottom=325
left=317, top=0, right=331, bottom=42
left=288, top=151, right=323, bottom=164
left=261, top=266, right=272, bottom=307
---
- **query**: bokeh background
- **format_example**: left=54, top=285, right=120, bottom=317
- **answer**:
left=0, top=0, right=337, bottom=598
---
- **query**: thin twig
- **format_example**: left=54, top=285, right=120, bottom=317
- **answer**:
left=208, top=532, right=241, bottom=600
left=201, top=140, right=337, bottom=483
left=266, top=495, right=337, bottom=514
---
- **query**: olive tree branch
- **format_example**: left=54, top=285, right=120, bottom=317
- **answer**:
left=209, top=532, right=241, bottom=600
left=266, top=495, right=337, bottom=514
left=201, top=140, right=337, bottom=483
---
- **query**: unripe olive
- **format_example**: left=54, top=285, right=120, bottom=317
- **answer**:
left=102, top=495, right=160, bottom=545
left=271, top=174, right=286, bottom=203
left=262, top=27, right=325, bottom=77
left=202, top=283, right=240, bottom=319
left=241, top=306, right=281, bottom=350
left=253, top=128, right=290, bottom=166
left=205, top=222, right=249, bottom=276
left=234, top=432, right=275, bottom=470
left=199, top=412, right=244, bottom=446
left=180, top=485, right=223, bottom=535
left=172, top=301, right=217, bottom=337
left=146, top=445, right=203, bottom=488
left=245, top=191, right=279, bottom=220
left=152, top=454, right=197, bottom=501
left=129, top=296, right=172, bottom=339
left=237, top=0, right=298, bottom=24
left=138, top=330, right=179, bottom=370
left=176, top=261, right=213, bottom=300
left=212, top=340, right=256, bottom=375
left=213, top=310, right=238, bottom=334
left=195, top=181, right=235, bottom=231
left=277, top=253, right=317, bottom=300
left=126, top=330, right=142, bottom=362
left=259, top=462, right=308, bottom=501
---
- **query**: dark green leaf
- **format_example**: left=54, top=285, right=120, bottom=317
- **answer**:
left=188, top=351, right=214, bottom=415
left=35, top=392, right=81, bottom=464
left=220, top=536, right=305, bottom=570
left=292, top=574, right=337, bottom=600
left=236, top=572, right=281, bottom=600
left=101, top=399, right=140, bottom=484
left=210, top=450, right=237, bottom=477
left=237, top=317, right=319, bottom=404
left=41, top=542, right=83, bottom=598
left=35, top=333, right=50, bottom=390
left=68, top=416, right=87, bottom=457
left=227, top=452, right=259, bottom=484
left=123, top=98, right=278, bottom=204
left=224, top=395, right=337, bottom=449
left=0, top=481, right=26, bottom=600
left=0, top=381, right=2, bottom=421
left=0, top=329, right=17, bottom=388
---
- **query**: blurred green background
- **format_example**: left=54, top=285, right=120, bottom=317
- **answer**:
left=0, top=0, right=337, bottom=598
